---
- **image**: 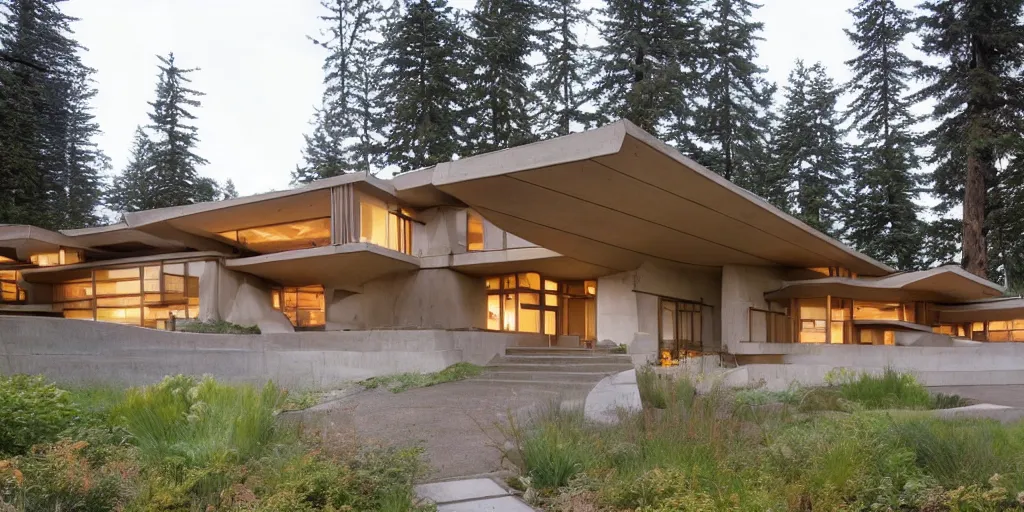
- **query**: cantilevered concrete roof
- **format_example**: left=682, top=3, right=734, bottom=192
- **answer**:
left=224, top=243, right=418, bottom=291
left=765, top=265, right=1006, bottom=302
left=417, top=120, right=893, bottom=276
left=444, top=247, right=617, bottom=281
left=0, top=225, right=92, bottom=260
left=933, top=297, right=1024, bottom=323
left=20, top=251, right=227, bottom=284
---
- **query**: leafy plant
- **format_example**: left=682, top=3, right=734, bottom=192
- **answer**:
left=636, top=369, right=695, bottom=410
left=833, top=367, right=933, bottom=410
left=361, top=363, right=483, bottom=393
left=0, top=375, right=82, bottom=457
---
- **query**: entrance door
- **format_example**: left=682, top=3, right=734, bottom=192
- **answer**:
left=659, top=298, right=703, bottom=359
left=561, top=281, right=597, bottom=345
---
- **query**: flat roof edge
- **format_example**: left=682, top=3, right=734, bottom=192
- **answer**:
left=432, top=121, right=628, bottom=187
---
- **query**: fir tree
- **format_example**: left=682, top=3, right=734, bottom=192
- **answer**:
left=534, top=0, right=595, bottom=138
left=0, top=0, right=106, bottom=229
left=222, top=179, right=239, bottom=199
left=347, top=40, right=386, bottom=174
left=295, top=0, right=383, bottom=183
left=107, top=127, right=153, bottom=214
left=463, top=0, right=537, bottom=153
left=916, top=0, right=1024, bottom=279
left=843, top=0, right=923, bottom=270
left=772, top=61, right=847, bottom=236
left=696, top=0, right=775, bottom=184
left=593, top=0, right=703, bottom=150
left=379, top=0, right=466, bottom=171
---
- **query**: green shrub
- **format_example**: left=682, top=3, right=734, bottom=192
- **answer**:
left=361, top=362, right=483, bottom=392
left=517, top=412, right=593, bottom=488
left=734, top=386, right=803, bottom=407
left=179, top=319, right=261, bottom=335
left=112, top=375, right=286, bottom=470
left=934, top=392, right=971, bottom=409
left=0, top=375, right=82, bottom=456
left=833, top=367, right=934, bottom=410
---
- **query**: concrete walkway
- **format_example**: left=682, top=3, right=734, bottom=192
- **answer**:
left=295, top=379, right=587, bottom=480
left=930, top=385, right=1024, bottom=408
left=415, top=477, right=534, bottom=511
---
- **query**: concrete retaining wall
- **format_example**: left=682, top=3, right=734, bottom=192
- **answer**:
left=0, top=316, right=543, bottom=389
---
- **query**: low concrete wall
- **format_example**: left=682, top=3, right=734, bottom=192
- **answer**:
left=0, top=317, right=541, bottom=389
left=733, top=342, right=1024, bottom=373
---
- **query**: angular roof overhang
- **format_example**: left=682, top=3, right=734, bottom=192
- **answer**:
left=0, top=225, right=92, bottom=261
left=424, top=120, right=893, bottom=276
left=444, top=247, right=617, bottom=281
left=223, top=243, right=418, bottom=291
left=933, top=297, right=1024, bottom=323
left=764, top=265, right=1005, bottom=302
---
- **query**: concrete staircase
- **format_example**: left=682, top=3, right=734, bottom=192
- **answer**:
left=470, top=346, right=635, bottom=391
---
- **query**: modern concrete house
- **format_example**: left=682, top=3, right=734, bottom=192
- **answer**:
left=1, top=120, right=1021, bottom=365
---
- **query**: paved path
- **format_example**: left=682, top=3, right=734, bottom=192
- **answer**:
left=295, top=379, right=585, bottom=480
left=415, top=477, right=535, bottom=511
left=930, top=385, right=1024, bottom=408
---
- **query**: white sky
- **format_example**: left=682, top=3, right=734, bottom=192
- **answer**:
left=63, top=0, right=923, bottom=198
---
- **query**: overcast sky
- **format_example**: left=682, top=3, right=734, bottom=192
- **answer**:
left=62, top=0, right=922, bottom=198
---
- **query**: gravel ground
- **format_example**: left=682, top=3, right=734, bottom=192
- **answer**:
left=293, top=380, right=585, bottom=480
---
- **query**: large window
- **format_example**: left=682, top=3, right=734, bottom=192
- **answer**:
left=467, top=210, right=484, bottom=251
left=660, top=298, right=703, bottom=358
left=272, top=285, right=325, bottom=328
left=748, top=307, right=791, bottom=343
left=807, top=267, right=857, bottom=278
left=0, top=270, right=25, bottom=303
left=485, top=273, right=561, bottom=336
left=359, top=200, right=412, bottom=255
left=218, top=218, right=331, bottom=253
left=53, top=262, right=202, bottom=328
left=945, top=320, right=1024, bottom=342
left=796, top=298, right=827, bottom=343
left=30, top=248, right=84, bottom=267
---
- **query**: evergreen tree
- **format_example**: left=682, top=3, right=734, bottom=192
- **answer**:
left=696, top=0, right=775, bottom=184
left=379, top=0, right=465, bottom=171
left=916, top=0, right=1024, bottom=280
left=772, top=61, right=847, bottom=236
left=0, top=0, right=106, bottom=229
left=534, top=0, right=595, bottom=138
left=463, top=0, right=537, bottom=153
left=843, top=0, right=923, bottom=270
left=222, top=179, right=239, bottom=199
left=347, top=40, right=386, bottom=174
left=593, top=0, right=703, bottom=149
left=295, top=0, right=383, bottom=183
left=107, top=127, right=153, bottom=214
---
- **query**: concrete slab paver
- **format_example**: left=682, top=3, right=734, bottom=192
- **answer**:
left=437, top=496, right=536, bottom=512
left=415, top=478, right=509, bottom=503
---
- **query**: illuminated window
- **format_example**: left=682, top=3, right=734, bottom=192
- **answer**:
left=0, top=270, right=25, bottom=303
left=360, top=199, right=413, bottom=254
left=30, top=247, right=84, bottom=267
left=748, top=307, right=792, bottom=343
left=467, top=210, right=484, bottom=251
left=983, top=319, right=1024, bottom=342
left=852, top=301, right=902, bottom=321
left=218, top=218, right=331, bottom=253
left=807, top=267, right=857, bottom=278
left=859, top=328, right=895, bottom=345
left=53, top=262, right=203, bottom=328
left=271, top=285, right=325, bottom=328
left=485, top=272, right=563, bottom=336
left=0, top=256, right=16, bottom=263
left=796, top=298, right=827, bottom=343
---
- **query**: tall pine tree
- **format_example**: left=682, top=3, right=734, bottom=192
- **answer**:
left=295, top=0, right=383, bottom=183
left=772, top=61, right=847, bottom=236
left=534, top=0, right=595, bottom=138
left=0, top=0, right=106, bottom=229
left=916, top=0, right=1024, bottom=280
left=379, top=0, right=465, bottom=172
left=463, top=0, right=537, bottom=153
left=108, top=54, right=215, bottom=211
left=696, top=0, right=775, bottom=184
left=593, top=0, right=703, bottom=150
left=843, top=0, right=923, bottom=270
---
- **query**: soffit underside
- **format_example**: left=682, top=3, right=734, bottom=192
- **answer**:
left=451, top=252, right=618, bottom=281
left=224, top=244, right=418, bottom=290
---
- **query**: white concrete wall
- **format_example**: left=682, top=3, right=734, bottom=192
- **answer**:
left=212, top=263, right=295, bottom=333
left=596, top=262, right=722, bottom=350
left=721, top=265, right=785, bottom=352
left=0, top=316, right=544, bottom=389
left=327, top=269, right=485, bottom=330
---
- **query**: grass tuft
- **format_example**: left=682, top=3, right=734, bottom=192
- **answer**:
left=361, top=362, right=483, bottom=393
left=832, top=367, right=934, bottom=410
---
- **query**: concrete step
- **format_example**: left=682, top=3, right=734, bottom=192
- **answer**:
left=506, top=346, right=621, bottom=356
left=493, top=354, right=633, bottom=365
left=476, top=370, right=615, bottom=383
left=466, top=378, right=598, bottom=390
left=487, top=362, right=634, bottom=373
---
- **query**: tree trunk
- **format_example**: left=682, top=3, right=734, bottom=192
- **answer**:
left=963, top=150, right=987, bottom=278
